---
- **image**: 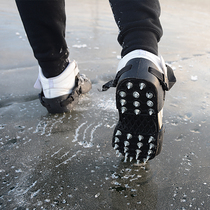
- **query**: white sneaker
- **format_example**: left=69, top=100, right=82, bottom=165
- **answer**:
left=34, top=61, right=92, bottom=113
left=34, top=60, right=79, bottom=99
left=101, top=49, right=176, bottom=164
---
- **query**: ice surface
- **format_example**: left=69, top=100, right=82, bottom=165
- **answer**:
left=1, top=0, right=210, bottom=209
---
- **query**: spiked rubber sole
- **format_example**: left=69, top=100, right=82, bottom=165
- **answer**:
left=113, top=78, right=164, bottom=164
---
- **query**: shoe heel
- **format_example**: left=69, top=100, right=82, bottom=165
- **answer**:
left=113, top=58, right=165, bottom=163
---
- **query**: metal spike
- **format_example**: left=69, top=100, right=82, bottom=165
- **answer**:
left=124, top=141, right=130, bottom=147
left=118, top=153, right=122, bottom=157
left=136, top=160, right=140, bottom=165
left=146, top=92, right=153, bottom=99
left=116, top=151, right=122, bottom=157
left=114, top=144, right=119, bottom=150
left=124, top=147, right=129, bottom=153
left=134, top=109, right=141, bottom=115
left=121, top=107, right=127, bottom=114
left=127, top=133, right=132, bottom=140
left=130, top=157, right=133, bottom=162
left=139, top=83, right=146, bottom=90
left=144, top=156, right=150, bottom=164
left=136, top=149, right=141, bottom=155
left=133, top=101, right=140, bottom=107
left=137, top=142, right=143, bottom=149
left=114, top=137, right=120, bottom=143
left=116, top=150, right=120, bottom=156
left=147, top=100, right=154, bottom=107
left=124, top=153, right=129, bottom=162
left=138, top=135, right=144, bottom=141
left=148, top=109, right=154, bottom=116
left=135, top=149, right=141, bottom=160
left=120, top=99, right=126, bottom=106
left=126, top=82, right=133, bottom=89
left=119, top=91, right=126, bottom=98
left=148, top=150, right=153, bottom=155
left=133, top=91, right=140, bottom=98
left=148, top=136, right=155, bottom=143
left=116, top=130, right=122, bottom=136
left=149, top=143, right=155, bottom=149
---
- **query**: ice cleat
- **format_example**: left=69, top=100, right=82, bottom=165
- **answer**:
left=102, top=50, right=176, bottom=164
left=34, top=60, right=92, bottom=113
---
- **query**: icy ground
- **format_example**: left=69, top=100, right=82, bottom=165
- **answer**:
left=0, top=0, right=210, bottom=209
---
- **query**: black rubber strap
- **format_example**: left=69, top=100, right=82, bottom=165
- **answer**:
left=101, top=64, right=132, bottom=91
left=148, top=65, right=176, bottom=91
left=101, top=63, right=176, bottom=92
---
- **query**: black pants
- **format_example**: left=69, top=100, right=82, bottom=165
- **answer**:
left=16, top=0, right=162, bottom=78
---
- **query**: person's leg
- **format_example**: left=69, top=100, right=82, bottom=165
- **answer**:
left=16, top=0, right=69, bottom=78
left=109, top=0, right=163, bottom=57
left=106, top=0, right=176, bottom=164
left=16, top=0, right=92, bottom=113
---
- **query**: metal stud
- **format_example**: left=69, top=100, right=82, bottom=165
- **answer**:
left=130, top=157, right=133, bottom=162
left=124, top=153, right=129, bottom=162
left=148, top=136, right=155, bottom=143
left=144, top=156, right=150, bottom=163
left=124, top=141, right=130, bottom=147
left=114, top=144, right=119, bottom=150
left=116, top=150, right=120, bottom=156
left=136, top=149, right=141, bottom=154
left=127, top=133, right=132, bottom=140
left=147, top=100, right=154, bottom=107
left=148, top=109, right=154, bottom=116
left=121, top=107, right=127, bottom=114
left=116, top=130, right=122, bottom=136
left=136, top=149, right=141, bottom=160
left=136, top=160, right=140, bottom=165
left=119, top=91, right=126, bottom=98
left=137, top=142, right=143, bottom=149
left=134, top=109, right=141, bottom=115
left=117, top=153, right=122, bottom=157
left=133, top=91, right=140, bottom=98
left=114, top=137, right=120, bottom=143
left=148, top=150, right=153, bottom=155
left=136, top=154, right=139, bottom=160
left=133, top=101, right=140, bottom=107
left=149, top=143, right=155, bottom=149
left=146, top=92, right=153, bottom=99
left=124, top=147, right=129, bottom=153
left=126, top=82, right=133, bottom=89
left=120, top=99, right=127, bottom=106
left=138, top=135, right=144, bottom=141
left=139, top=83, right=146, bottom=90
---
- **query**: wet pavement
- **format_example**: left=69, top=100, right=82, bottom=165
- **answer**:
left=0, top=0, right=210, bottom=209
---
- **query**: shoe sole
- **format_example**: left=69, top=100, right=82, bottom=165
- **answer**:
left=113, top=78, right=164, bottom=164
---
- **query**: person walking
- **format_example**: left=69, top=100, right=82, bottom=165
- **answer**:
left=15, top=0, right=176, bottom=164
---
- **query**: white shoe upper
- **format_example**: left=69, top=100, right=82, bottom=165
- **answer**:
left=34, top=60, right=79, bottom=99
left=117, top=49, right=167, bottom=77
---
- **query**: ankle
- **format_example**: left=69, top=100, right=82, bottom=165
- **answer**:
left=34, top=61, right=79, bottom=99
